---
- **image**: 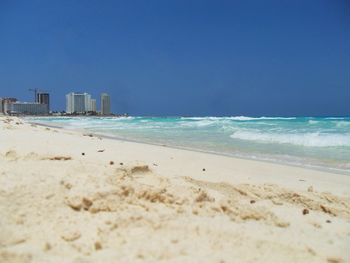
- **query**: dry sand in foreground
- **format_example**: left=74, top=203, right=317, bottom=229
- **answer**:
left=0, top=116, right=350, bottom=263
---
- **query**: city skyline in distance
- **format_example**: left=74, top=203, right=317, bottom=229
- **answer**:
left=1, top=89, right=112, bottom=114
left=66, top=92, right=111, bottom=115
left=0, top=91, right=111, bottom=116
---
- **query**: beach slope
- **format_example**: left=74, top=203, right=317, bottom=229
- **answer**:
left=1, top=116, right=350, bottom=263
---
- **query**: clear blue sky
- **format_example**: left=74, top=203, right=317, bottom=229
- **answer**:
left=0, top=0, right=349, bottom=116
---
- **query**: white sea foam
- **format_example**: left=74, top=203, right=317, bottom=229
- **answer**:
left=335, top=121, right=350, bottom=127
left=229, top=116, right=297, bottom=121
left=230, top=131, right=350, bottom=147
left=227, top=116, right=256, bottom=121
left=325, top=117, right=346, bottom=120
left=194, top=120, right=217, bottom=127
left=180, top=116, right=297, bottom=121
left=180, top=117, right=224, bottom=121
left=308, top=120, right=319, bottom=125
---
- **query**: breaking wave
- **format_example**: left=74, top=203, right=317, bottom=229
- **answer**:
left=180, top=116, right=297, bottom=121
left=230, top=131, right=350, bottom=147
left=228, top=116, right=297, bottom=121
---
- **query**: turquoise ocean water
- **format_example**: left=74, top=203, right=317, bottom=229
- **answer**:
left=29, top=116, right=350, bottom=174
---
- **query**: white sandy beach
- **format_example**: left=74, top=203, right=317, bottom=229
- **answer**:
left=0, top=116, right=350, bottom=263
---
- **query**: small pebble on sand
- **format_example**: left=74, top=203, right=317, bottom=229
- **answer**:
left=302, top=208, right=309, bottom=215
left=95, top=242, right=102, bottom=250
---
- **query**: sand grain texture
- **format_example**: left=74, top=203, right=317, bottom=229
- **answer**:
left=1, top=116, right=350, bottom=263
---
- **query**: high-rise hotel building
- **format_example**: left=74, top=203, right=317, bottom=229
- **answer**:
left=90, top=99, right=96, bottom=112
left=101, top=93, right=111, bottom=115
left=37, top=92, right=50, bottom=112
left=66, top=92, right=92, bottom=114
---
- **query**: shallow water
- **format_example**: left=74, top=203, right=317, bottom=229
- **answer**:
left=29, top=116, right=350, bottom=174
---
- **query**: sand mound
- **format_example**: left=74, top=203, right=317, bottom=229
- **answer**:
left=4, top=150, right=18, bottom=161
left=184, top=177, right=350, bottom=221
left=63, top=165, right=289, bottom=228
